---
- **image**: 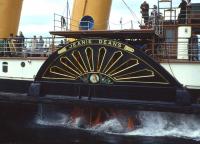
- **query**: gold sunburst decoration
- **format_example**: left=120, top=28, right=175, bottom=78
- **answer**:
left=42, top=39, right=169, bottom=85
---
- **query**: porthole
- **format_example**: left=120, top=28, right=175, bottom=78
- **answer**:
left=79, top=15, right=94, bottom=30
left=21, top=62, right=26, bottom=68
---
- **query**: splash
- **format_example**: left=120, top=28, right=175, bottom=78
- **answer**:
left=35, top=105, right=200, bottom=141
left=36, top=113, right=124, bottom=133
left=89, top=119, right=124, bottom=133
left=126, top=111, right=200, bottom=141
left=36, top=112, right=70, bottom=126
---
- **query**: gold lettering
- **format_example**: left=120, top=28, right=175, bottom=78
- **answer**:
left=81, top=40, right=86, bottom=45
left=68, top=44, right=73, bottom=49
left=99, top=39, right=103, bottom=44
left=77, top=41, right=81, bottom=46
left=66, top=39, right=128, bottom=51
left=113, top=41, right=117, bottom=47
left=88, top=39, right=92, bottom=44
left=104, top=40, right=107, bottom=45
left=118, top=43, right=122, bottom=48
left=108, top=40, right=112, bottom=45
left=72, top=42, right=76, bottom=48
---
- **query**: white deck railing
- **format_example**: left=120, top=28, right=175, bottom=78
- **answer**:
left=0, top=37, right=66, bottom=57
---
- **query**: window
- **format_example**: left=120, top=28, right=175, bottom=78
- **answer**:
left=2, top=62, right=8, bottom=73
left=165, top=29, right=175, bottom=43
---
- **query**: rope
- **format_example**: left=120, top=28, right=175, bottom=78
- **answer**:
left=164, top=42, right=176, bottom=79
left=110, top=20, right=133, bottom=25
left=121, top=0, right=141, bottom=25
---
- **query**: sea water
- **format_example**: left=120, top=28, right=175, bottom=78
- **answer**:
left=126, top=111, right=200, bottom=141
left=36, top=108, right=200, bottom=143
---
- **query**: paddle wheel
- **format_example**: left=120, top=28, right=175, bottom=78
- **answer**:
left=27, top=36, right=194, bottom=133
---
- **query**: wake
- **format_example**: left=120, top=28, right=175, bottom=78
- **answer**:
left=36, top=109, right=200, bottom=141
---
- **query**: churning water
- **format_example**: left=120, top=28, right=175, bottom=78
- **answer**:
left=36, top=109, right=200, bottom=142
left=126, top=111, right=200, bottom=141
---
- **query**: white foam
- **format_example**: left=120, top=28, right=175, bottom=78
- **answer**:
left=89, top=119, right=124, bottom=133
left=35, top=108, right=200, bottom=141
left=36, top=112, right=70, bottom=126
left=126, top=111, right=200, bottom=141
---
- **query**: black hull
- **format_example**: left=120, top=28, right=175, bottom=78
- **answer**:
left=0, top=80, right=199, bottom=143
left=0, top=38, right=200, bottom=143
left=0, top=78, right=199, bottom=114
left=0, top=90, right=200, bottom=114
left=0, top=101, right=199, bottom=144
left=0, top=78, right=31, bottom=93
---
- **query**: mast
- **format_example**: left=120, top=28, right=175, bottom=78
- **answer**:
left=0, top=0, right=23, bottom=38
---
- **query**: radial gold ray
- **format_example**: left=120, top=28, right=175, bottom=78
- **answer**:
left=97, top=47, right=107, bottom=72
left=60, top=57, right=81, bottom=76
left=50, top=66, right=77, bottom=80
left=42, top=77, right=76, bottom=80
left=114, top=69, right=154, bottom=81
left=110, top=59, right=139, bottom=76
left=85, top=47, right=94, bottom=72
left=102, top=51, right=123, bottom=73
left=72, top=50, right=88, bottom=72
left=112, top=79, right=169, bottom=84
left=60, top=57, right=83, bottom=75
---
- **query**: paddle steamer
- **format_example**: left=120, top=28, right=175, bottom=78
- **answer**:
left=0, top=0, right=199, bottom=138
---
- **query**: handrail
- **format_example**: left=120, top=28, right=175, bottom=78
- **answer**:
left=0, top=37, right=66, bottom=57
left=0, top=36, right=199, bottom=63
left=140, top=4, right=200, bottom=31
left=148, top=39, right=200, bottom=62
